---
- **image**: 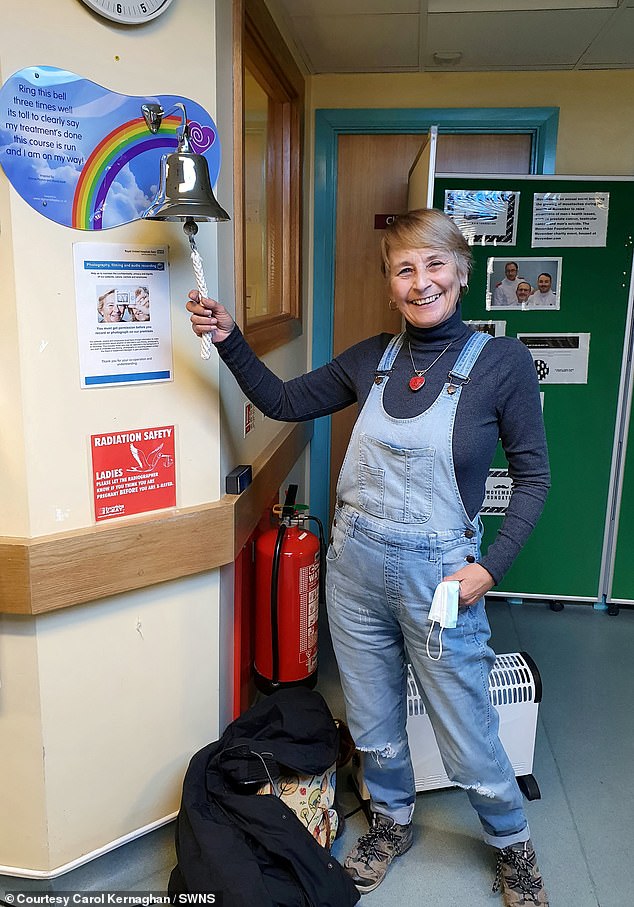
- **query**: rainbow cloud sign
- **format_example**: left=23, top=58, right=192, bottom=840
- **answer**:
left=0, top=66, right=221, bottom=230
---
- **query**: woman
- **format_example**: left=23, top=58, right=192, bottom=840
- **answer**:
left=129, top=286, right=151, bottom=322
left=97, top=288, right=124, bottom=323
left=186, top=209, right=550, bottom=907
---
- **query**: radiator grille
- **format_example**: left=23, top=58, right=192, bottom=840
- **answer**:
left=407, top=652, right=537, bottom=717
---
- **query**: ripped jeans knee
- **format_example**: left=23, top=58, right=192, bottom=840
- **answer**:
left=450, top=778, right=497, bottom=799
left=357, top=741, right=399, bottom=767
left=354, top=737, right=417, bottom=824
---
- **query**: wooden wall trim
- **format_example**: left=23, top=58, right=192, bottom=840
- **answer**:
left=0, top=422, right=313, bottom=616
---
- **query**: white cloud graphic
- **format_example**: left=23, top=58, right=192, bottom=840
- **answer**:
left=101, top=162, right=154, bottom=228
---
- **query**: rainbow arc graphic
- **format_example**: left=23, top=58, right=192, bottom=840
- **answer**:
left=72, top=114, right=182, bottom=230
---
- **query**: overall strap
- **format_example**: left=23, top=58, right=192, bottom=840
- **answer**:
left=447, top=330, right=492, bottom=384
left=376, top=332, right=405, bottom=374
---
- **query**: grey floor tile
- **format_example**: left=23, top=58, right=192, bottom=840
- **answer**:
left=494, top=599, right=634, bottom=907
left=3, top=599, right=632, bottom=907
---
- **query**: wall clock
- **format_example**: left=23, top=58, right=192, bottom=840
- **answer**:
left=78, top=0, right=174, bottom=25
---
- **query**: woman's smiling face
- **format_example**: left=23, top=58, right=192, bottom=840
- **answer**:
left=388, top=247, right=466, bottom=329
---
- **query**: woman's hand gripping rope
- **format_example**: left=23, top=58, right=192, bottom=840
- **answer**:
left=186, top=290, right=236, bottom=346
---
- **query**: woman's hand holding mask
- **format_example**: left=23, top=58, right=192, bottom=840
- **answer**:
left=443, top=562, right=495, bottom=608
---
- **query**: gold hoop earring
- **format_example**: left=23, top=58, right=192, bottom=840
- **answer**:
left=388, top=299, right=398, bottom=310
left=461, top=284, right=470, bottom=296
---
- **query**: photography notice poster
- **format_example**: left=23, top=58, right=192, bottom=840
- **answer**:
left=91, top=425, right=176, bottom=521
left=73, top=242, right=172, bottom=387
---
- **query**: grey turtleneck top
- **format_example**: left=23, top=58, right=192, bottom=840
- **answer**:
left=214, top=306, right=550, bottom=584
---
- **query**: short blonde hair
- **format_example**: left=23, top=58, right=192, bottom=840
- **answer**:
left=380, top=208, right=472, bottom=284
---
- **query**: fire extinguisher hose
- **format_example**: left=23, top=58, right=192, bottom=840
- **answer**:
left=305, top=516, right=326, bottom=607
left=269, top=523, right=287, bottom=686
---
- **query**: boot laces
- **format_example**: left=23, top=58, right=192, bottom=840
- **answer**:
left=355, top=821, right=401, bottom=865
left=493, top=844, right=543, bottom=898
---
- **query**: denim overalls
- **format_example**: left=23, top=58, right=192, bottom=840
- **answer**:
left=326, top=330, right=529, bottom=847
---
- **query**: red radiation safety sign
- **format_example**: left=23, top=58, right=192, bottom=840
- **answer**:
left=91, top=424, right=176, bottom=521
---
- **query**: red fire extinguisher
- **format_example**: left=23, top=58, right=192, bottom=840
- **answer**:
left=254, top=485, right=325, bottom=694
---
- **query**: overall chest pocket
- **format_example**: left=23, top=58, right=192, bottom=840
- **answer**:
left=357, top=434, right=435, bottom=523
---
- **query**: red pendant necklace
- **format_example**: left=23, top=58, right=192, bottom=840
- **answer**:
left=407, top=339, right=454, bottom=392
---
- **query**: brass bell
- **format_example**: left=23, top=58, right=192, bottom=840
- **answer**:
left=142, top=102, right=230, bottom=223
left=145, top=151, right=230, bottom=222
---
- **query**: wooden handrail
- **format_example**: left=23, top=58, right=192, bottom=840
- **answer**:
left=0, top=421, right=313, bottom=615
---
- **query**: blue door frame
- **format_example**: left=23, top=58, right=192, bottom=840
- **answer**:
left=309, top=106, right=559, bottom=528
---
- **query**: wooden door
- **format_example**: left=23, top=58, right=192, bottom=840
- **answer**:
left=328, top=132, right=532, bottom=516
left=329, top=134, right=422, bottom=514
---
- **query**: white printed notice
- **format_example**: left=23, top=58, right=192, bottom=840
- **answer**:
left=517, top=333, right=591, bottom=384
left=481, top=469, right=512, bottom=516
left=73, top=243, right=172, bottom=388
left=465, top=320, right=507, bottom=338
left=532, top=193, right=609, bottom=247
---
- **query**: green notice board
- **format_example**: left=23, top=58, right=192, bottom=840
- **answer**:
left=433, top=176, right=634, bottom=601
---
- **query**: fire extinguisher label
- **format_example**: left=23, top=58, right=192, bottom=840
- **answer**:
left=299, top=559, right=320, bottom=672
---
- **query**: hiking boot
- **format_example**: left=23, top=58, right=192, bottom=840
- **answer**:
left=493, top=839, right=549, bottom=906
left=344, top=812, right=413, bottom=893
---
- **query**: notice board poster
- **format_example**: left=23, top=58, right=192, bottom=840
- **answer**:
left=91, top=425, right=176, bottom=522
left=532, top=192, right=609, bottom=247
left=480, top=469, right=512, bottom=516
left=518, top=333, right=591, bottom=384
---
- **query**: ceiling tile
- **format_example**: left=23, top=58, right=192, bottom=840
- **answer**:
left=265, top=0, right=634, bottom=73
left=579, top=6, right=634, bottom=64
left=281, top=0, right=420, bottom=12
left=429, top=0, right=618, bottom=10
left=425, top=8, right=613, bottom=69
left=291, top=14, right=420, bottom=73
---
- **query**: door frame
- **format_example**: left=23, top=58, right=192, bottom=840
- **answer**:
left=309, top=106, right=559, bottom=527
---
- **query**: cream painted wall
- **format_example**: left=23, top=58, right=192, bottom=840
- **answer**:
left=0, top=615, right=48, bottom=869
left=0, top=173, right=28, bottom=534
left=37, top=576, right=220, bottom=870
left=0, top=575, right=220, bottom=873
left=0, top=0, right=234, bottom=877
left=0, top=1, right=223, bottom=539
left=309, top=70, right=634, bottom=176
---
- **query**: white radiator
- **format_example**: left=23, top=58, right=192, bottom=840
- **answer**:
left=353, top=652, right=542, bottom=803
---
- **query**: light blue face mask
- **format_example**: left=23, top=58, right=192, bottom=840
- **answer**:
left=426, top=580, right=461, bottom=661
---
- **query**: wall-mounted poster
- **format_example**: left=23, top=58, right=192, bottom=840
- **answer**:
left=480, top=469, right=513, bottom=516
left=0, top=66, right=221, bottom=230
left=73, top=242, right=172, bottom=387
left=517, top=333, right=591, bottom=384
left=486, top=256, right=562, bottom=310
left=91, top=425, right=176, bottom=522
left=532, top=192, right=609, bottom=247
left=465, top=320, right=507, bottom=337
left=444, top=189, right=519, bottom=246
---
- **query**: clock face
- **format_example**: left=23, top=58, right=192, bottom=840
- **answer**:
left=79, top=0, right=174, bottom=24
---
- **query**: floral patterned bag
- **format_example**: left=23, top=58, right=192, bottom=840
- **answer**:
left=257, top=761, right=339, bottom=849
